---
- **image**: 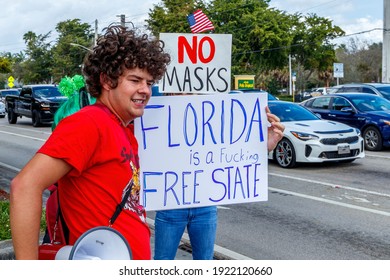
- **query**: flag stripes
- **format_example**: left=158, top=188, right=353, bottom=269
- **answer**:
left=187, top=9, right=215, bottom=33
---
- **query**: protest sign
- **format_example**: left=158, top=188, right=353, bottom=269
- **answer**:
left=159, top=33, right=232, bottom=94
left=134, top=93, right=268, bottom=211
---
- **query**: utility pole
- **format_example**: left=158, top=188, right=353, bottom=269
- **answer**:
left=383, top=0, right=390, bottom=83
left=94, top=19, right=98, bottom=47
left=289, top=54, right=292, bottom=96
left=117, top=14, right=126, bottom=27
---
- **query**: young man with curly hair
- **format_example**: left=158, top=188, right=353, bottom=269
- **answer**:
left=10, top=24, right=171, bottom=260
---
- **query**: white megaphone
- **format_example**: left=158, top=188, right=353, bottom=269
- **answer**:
left=53, top=226, right=132, bottom=260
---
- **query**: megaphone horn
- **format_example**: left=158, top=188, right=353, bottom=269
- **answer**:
left=54, top=226, right=132, bottom=260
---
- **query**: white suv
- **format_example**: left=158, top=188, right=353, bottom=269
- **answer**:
left=333, top=83, right=390, bottom=101
left=312, top=87, right=329, bottom=95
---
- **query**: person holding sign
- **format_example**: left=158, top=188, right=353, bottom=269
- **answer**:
left=10, top=24, right=171, bottom=260
left=153, top=105, right=285, bottom=260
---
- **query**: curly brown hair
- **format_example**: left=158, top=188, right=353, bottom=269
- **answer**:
left=82, top=24, right=171, bottom=97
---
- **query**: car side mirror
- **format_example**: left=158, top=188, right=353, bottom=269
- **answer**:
left=340, top=107, right=354, bottom=113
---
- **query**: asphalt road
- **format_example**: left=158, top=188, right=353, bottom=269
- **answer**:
left=1, top=117, right=389, bottom=259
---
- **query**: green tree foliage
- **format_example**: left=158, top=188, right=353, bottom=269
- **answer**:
left=290, top=14, right=344, bottom=87
left=146, top=0, right=344, bottom=90
left=146, top=0, right=205, bottom=34
left=0, top=56, right=12, bottom=73
left=209, top=0, right=293, bottom=74
left=6, top=20, right=93, bottom=85
left=8, top=52, right=25, bottom=85
left=4, top=3, right=345, bottom=90
left=22, top=31, right=53, bottom=84
left=51, top=19, right=94, bottom=82
left=336, top=38, right=382, bottom=83
left=0, top=52, right=25, bottom=89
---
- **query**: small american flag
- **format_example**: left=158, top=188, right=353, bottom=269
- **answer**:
left=187, top=9, right=215, bottom=34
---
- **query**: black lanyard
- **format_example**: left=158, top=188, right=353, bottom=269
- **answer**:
left=109, top=179, right=133, bottom=226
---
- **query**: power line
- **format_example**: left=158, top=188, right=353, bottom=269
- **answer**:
left=233, top=27, right=385, bottom=56
left=293, top=0, right=348, bottom=14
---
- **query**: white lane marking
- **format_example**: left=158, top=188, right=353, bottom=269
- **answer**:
left=0, top=125, right=52, bottom=135
left=269, top=172, right=390, bottom=198
left=365, top=153, right=390, bottom=160
left=0, top=162, right=20, bottom=172
left=0, top=130, right=46, bottom=141
left=269, top=187, right=390, bottom=217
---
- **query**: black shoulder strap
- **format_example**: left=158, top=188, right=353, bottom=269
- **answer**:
left=109, top=179, right=134, bottom=226
left=56, top=188, right=70, bottom=243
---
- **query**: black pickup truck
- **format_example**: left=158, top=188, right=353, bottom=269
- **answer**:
left=5, top=84, right=67, bottom=127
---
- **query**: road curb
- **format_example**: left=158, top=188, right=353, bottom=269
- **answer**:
left=0, top=239, right=14, bottom=260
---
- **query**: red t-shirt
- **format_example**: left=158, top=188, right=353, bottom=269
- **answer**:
left=38, top=105, right=150, bottom=260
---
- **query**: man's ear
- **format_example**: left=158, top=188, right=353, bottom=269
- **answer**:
left=100, top=73, right=111, bottom=90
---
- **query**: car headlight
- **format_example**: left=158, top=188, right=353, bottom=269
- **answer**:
left=355, top=128, right=361, bottom=136
left=40, top=102, right=50, bottom=109
left=290, top=131, right=319, bottom=141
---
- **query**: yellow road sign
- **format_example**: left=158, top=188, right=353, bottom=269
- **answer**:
left=8, top=76, right=14, bottom=83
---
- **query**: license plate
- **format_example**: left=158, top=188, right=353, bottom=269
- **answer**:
left=338, top=145, right=350, bottom=154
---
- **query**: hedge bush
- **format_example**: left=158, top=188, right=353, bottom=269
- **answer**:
left=0, top=201, right=46, bottom=241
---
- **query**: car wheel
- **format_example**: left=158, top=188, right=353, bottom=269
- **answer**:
left=32, top=110, right=41, bottom=127
left=8, top=108, right=17, bottom=124
left=274, top=138, right=297, bottom=168
left=363, top=126, right=382, bottom=151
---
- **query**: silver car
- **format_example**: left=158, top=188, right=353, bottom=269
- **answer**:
left=332, top=83, right=390, bottom=101
left=0, top=101, right=6, bottom=118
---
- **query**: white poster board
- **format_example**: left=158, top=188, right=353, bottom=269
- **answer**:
left=159, top=33, right=232, bottom=94
left=134, top=93, right=269, bottom=211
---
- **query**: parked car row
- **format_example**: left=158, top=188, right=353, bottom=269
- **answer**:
left=301, top=83, right=390, bottom=102
left=329, top=83, right=390, bottom=101
left=228, top=88, right=278, bottom=100
left=268, top=85, right=390, bottom=167
left=301, top=93, right=390, bottom=151
left=267, top=100, right=364, bottom=168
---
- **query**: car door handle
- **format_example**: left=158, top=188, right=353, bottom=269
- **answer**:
left=329, top=114, right=336, bottom=117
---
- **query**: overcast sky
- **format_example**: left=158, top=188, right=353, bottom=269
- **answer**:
left=0, top=0, right=384, bottom=54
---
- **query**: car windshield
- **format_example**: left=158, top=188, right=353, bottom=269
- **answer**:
left=1, top=90, right=19, bottom=97
left=269, top=102, right=319, bottom=122
left=376, top=86, right=390, bottom=100
left=268, top=93, right=277, bottom=100
left=350, top=95, right=390, bottom=111
left=34, top=87, right=62, bottom=98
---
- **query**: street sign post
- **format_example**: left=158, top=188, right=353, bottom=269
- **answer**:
left=7, top=76, right=14, bottom=88
left=333, top=63, right=344, bottom=85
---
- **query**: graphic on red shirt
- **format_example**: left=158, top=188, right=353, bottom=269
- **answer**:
left=123, top=161, right=145, bottom=222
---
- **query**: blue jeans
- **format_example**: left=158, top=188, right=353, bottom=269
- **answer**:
left=154, top=206, right=217, bottom=260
